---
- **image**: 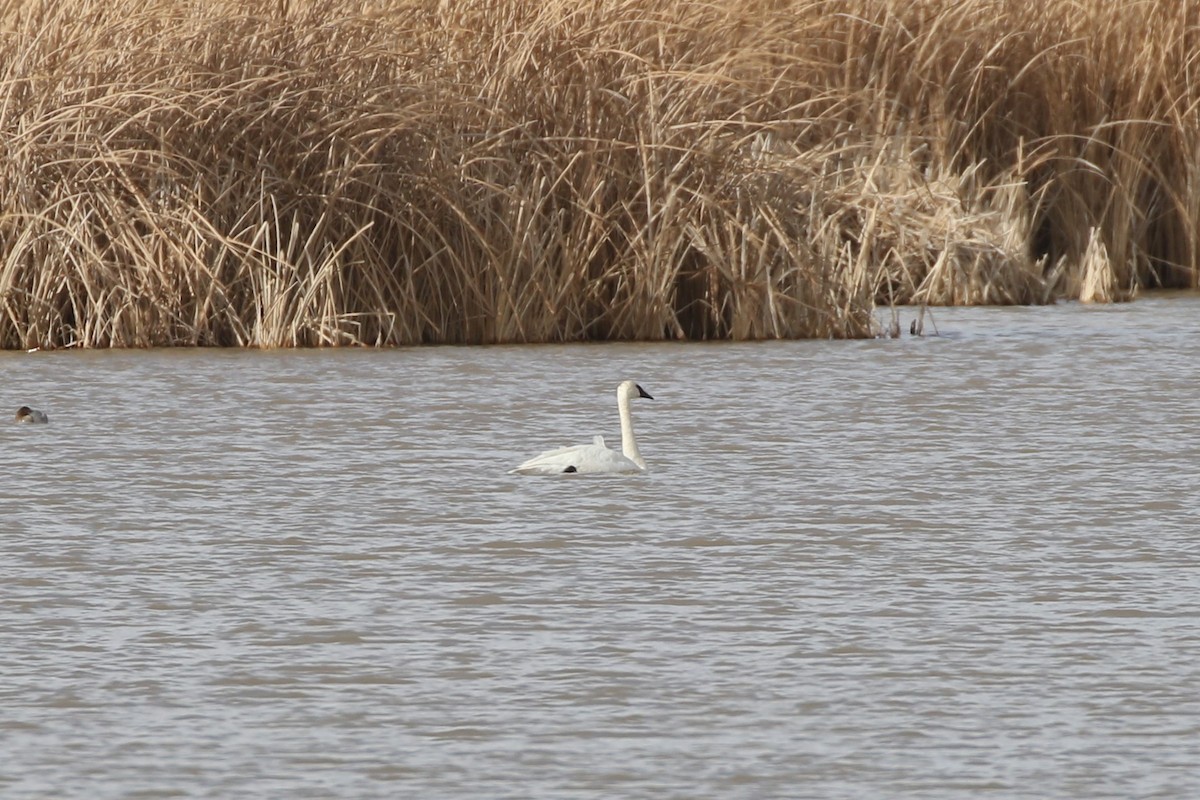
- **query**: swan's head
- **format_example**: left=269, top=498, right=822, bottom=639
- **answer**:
left=618, top=380, right=653, bottom=401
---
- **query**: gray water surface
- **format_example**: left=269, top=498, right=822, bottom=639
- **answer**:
left=2, top=297, right=1199, bottom=799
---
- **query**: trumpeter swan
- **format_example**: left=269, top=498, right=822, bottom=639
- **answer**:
left=510, top=380, right=654, bottom=475
left=14, top=406, right=48, bottom=424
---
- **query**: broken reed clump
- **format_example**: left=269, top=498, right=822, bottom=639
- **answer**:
left=0, top=0, right=1193, bottom=348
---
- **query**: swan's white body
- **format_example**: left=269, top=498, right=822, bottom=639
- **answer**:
left=511, top=381, right=653, bottom=475
left=14, top=406, right=48, bottom=424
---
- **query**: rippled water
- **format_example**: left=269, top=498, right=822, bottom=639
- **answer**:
left=3, top=296, right=1199, bottom=799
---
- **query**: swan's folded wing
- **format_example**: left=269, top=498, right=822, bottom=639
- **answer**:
left=510, top=441, right=641, bottom=475
left=509, top=443, right=588, bottom=474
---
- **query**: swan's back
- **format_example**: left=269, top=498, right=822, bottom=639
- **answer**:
left=509, top=439, right=641, bottom=475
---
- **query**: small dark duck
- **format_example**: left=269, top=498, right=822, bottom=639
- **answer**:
left=15, top=406, right=48, bottom=424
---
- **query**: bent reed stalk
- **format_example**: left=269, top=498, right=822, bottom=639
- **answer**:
left=0, top=0, right=1196, bottom=348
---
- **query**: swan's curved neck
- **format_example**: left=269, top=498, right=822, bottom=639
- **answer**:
left=617, top=389, right=645, bottom=469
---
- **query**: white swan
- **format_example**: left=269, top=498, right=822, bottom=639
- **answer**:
left=14, top=406, right=48, bottom=424
left=510, top=380, right=654, bottom=475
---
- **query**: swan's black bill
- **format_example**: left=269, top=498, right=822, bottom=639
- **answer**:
left=636, top=384, right=653, bottom=400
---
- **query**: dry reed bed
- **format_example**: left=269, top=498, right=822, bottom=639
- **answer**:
left=0, top=0, right=1195, bottom=348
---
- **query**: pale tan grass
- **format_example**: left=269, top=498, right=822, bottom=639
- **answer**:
left=0, top=0, right=1197, bottom=348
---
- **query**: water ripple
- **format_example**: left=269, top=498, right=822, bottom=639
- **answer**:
left=1, top=298, right=1199, bottom=798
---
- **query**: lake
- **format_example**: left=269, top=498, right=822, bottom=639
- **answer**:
left=2, top=295, right=1198, bottom=799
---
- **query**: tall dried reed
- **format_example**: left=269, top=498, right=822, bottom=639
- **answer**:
left=0, top=0, right=1195, bottom=348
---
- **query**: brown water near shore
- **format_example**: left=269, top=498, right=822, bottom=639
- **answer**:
left=2, top=296, right=1198, bottom=799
